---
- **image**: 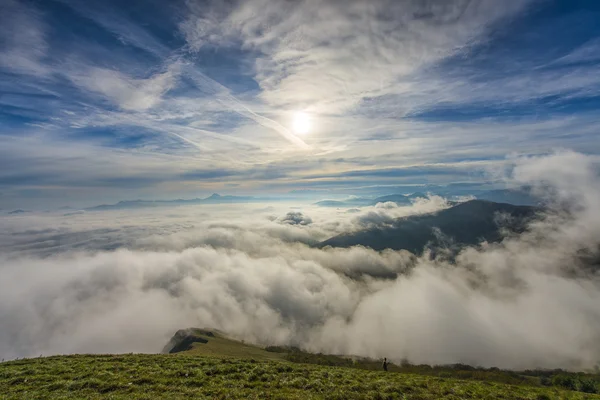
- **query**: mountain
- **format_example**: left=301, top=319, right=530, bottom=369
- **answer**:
left=476, top=187, right=543, bottom=206
left=314, top=200, right=348, bottom=207
left=319, top=200, right=538, bottom=254
left=86, top=194, right=260, bottom=211
left=162, top=328, right=212, bottom=354
left=314, top=197, right=374, bottom=207
left=369, top=194, right=413, bottom=205
left=162, top=328, right=285, bottom=360
left=8, top=209, right=27, bottom=214
left=201, top=193, right=255, bottom=204
left=88, top=200, right=151, bottom=211
left=82, top=187, right=543, bottom=212
left=315, top=192, right=433, bottom=208
left=315, top=195, right=412, bottom=207
left=367, top=188, right=541, bottom=207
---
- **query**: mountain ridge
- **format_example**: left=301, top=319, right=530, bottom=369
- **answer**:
left=313, top=187, right=543, bottom=208
left=319, top=200, right=539, bottom=254
left=86, top=193, right=260, bottom=211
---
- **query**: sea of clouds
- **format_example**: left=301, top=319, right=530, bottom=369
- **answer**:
left=1, top=152, right=599, bottom=370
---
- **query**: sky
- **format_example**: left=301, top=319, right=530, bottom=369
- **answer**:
left=2, top=0, right=600, bottom=209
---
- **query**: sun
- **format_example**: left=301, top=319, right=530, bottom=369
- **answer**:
left=292, top=111, right=311, bottom=135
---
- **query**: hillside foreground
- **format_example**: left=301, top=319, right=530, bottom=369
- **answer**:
left=3, top=354, right=600, bottom=400
left=2, top=329, right=600, bottom=399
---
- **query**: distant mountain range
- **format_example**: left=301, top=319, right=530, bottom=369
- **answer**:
left=86, top=193, right=260, bottom=211
left=7, top=209, right=27, bottom=214
left=315, top=192, right=428, bottom=208
left=3, top=187, right=543, bottom=214
left=318, top=200, right=539, bottom=255
left=314, top=187, right=542, bottom=208
left=474, top=187, right=542, bottom=206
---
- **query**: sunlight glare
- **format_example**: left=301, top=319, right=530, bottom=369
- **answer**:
left=292, top=112, right=311, bottom=135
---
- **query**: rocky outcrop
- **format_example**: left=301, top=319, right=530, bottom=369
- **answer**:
left=162, top=328, right=214, bottom=354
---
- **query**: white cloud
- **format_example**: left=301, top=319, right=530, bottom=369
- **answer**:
left=1, top=153, right=600, bottom=370
left=69, top=63, right=180, bottom=111
left=355, top=196, right=450, bottom=229
left=551, top=38, right=600, bottom=66
left=181, top=0, right=534, bottom=114
left=56, top=0, right=172, bottom=58
left=0, top=0, right=49, bottom=76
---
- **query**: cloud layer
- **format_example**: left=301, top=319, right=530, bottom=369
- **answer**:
left=1, top=152, right=599, bottom=371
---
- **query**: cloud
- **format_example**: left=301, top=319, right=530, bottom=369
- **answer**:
left=2, top=0, right=600, bottom=209
left=0, top=0, right=49, bottom=76
left=1, top=7, right=600, bottom=371
left=552, top=38, right=600, bottom=66
left=69, top=63, right=180, bottom=111
left=354, top=196, right=450, bottom=229
left=278, top=211, right=313, bottom=226
left=181, top=0, right=534, bottom=114
left=1, top=153, right=600, bottom=370
left=56, top=0, right=172, bottom=58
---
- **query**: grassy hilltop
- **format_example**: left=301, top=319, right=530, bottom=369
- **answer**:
left=1, top=329, right=600, bottom=399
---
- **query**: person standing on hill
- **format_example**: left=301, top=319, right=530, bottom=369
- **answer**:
left=382, top=357, right=388, bottom=372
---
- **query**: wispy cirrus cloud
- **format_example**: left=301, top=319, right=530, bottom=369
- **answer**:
left=181, top=0, right=535, bottom=114
left=1, top=0, right=600, bottom=208
left=0, top=0, right=49, bottom=77
left=68, top=63, right=181, bottom=112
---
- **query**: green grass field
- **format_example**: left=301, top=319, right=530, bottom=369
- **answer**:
left=1, top=330, right=599, bottom=399
left=3, top=354, right=600, bottom=400
left=179, top=330, right=285, bottom=361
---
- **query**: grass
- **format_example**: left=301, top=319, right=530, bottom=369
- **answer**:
left=179, top=330, right=285, bottom=361
left=265, top=346, right=600, bottom=392
left=2, top=354, right=600, bottom=400
left=2, top=331, right=599, bottom=399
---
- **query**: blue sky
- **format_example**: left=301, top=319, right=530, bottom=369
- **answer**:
left=1, top=0, right=600, bottom=208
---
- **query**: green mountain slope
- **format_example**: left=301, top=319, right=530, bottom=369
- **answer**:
left=163, top=328, right=285, bottom=361
left=2, top=354, right=599, bottom=400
